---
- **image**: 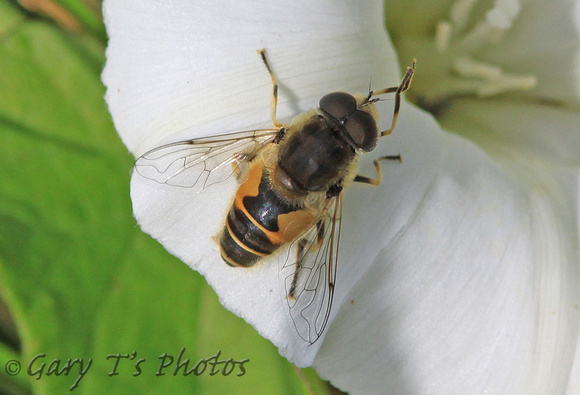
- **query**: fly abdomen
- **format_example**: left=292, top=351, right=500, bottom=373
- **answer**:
left=220, top=161, right=315, bottom=267
left=220, top=206, right=280, bottom=267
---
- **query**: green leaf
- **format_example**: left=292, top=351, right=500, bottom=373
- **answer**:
left=0, top=3, right=328, bottom=394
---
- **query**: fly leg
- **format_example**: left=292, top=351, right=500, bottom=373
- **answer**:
left=371, top=60, right=416, bottom=137
left=288, top=220, right=325, bottom=300
left=258, top=49, right=283, bottom=128
left=353, top=155, right=401, bottom=186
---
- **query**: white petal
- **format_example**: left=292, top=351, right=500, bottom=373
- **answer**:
left=439, top=98, right=580, bottom=167
left=102, top=0, right=399, bottom=156
left=569, top=174, right=580, bottom=395
left=313, top=105, right=580, bottom=394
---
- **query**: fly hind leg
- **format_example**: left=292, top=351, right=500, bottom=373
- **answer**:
left=288, top=220, right=325, bottom=300
left=353, top=155, right=401, bottom=186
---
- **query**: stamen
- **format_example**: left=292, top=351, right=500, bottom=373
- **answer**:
left=435, top=21, right=453, bottom=53
left=453, top=56, right=537, bottom=97
left=454, top=56, right=502, bottom=80
left=476, top=74, right=537, bottom=97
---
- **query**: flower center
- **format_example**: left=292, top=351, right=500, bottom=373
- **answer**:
left=393, top=0, right=537, bottom=115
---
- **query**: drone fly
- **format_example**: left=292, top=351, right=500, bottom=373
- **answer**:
left=135, top=49, right=415, bottom=344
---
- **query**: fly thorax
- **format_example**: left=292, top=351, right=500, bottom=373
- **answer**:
left=277, top=116, right=355, bottom=193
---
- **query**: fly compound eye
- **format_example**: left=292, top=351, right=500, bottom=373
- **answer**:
left=319, top=92, right=357, bottom=122
left=343, top=110, right=378, bottom=152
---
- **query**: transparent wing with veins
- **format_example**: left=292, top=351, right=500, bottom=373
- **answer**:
left=280, top=193, right=342, bottom=345
left=134, top=129, right=280, bottom=189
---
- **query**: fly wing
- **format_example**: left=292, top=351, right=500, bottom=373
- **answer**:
left=134, top=129, right=280, bottom=189
left=280, top=193, right=343, bottom=345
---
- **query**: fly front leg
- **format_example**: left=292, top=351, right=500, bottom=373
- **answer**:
left=372, top=60, right=416, bottom=137
left=353, top=155, right=401, bottom=186
left=258, top=49, right=283, bottom=128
